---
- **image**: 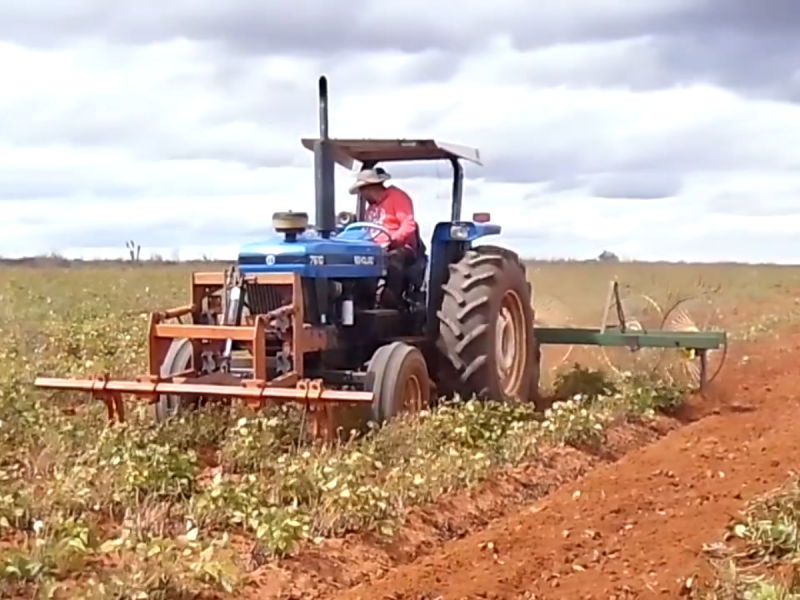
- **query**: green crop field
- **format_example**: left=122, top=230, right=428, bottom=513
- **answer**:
left=1, top=259, right=800, bottom=599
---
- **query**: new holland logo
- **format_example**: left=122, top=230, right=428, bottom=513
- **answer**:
left=265, top=255, right=276, bottom=265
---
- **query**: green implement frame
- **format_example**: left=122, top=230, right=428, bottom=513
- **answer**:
left=534, top=327, right=725, bottom=350
left=531, top=280, right=728, bottom=390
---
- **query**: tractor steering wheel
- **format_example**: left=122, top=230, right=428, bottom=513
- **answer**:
left=343, top=222, right=392, bottom=245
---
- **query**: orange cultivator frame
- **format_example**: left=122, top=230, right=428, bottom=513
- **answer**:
left=34, top=271, right=374, bottom=438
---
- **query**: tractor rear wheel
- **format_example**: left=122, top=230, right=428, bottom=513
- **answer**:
left=365, top=341, right=430, bottom=425
left=155, top=338, right=194, bottom=422
left=437, top=247, right=537, bottom=402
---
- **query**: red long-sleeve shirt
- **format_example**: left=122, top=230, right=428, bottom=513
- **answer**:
left=364, top=185, right=418, bottom=249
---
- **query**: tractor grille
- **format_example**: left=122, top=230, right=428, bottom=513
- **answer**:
left=239, top=255, right=266, bottom=266
left=245, top=282, right=291, bottom=314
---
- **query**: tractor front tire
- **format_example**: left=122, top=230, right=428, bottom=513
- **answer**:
left=437, top=247, right=537, bottom=403
left=155, top=338, right=194, bottom=422
left=366, top=341, right=431, bottom=425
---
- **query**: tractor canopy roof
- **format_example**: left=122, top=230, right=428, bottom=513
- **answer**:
left=300, top=138, right=483, bottom=170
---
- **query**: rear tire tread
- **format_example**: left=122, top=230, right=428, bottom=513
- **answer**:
left=436, top=246, right=537, bottom=403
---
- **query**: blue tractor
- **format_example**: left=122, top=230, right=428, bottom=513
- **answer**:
left=226, top=76, right=541, bottom=422
left=33, top=76, right=541, bottom=433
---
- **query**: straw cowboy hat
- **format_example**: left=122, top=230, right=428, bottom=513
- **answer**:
left=348, top=168, right=391, bottom=194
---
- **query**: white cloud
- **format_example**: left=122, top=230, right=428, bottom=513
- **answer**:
left=2, top=9, right=800, bottom=264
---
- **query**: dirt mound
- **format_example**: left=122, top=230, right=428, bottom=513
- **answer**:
left=329, top=331, right=800, bottom=600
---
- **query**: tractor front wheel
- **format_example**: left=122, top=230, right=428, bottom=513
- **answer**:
left=437, top=248, right=536, bottom=402
left=365, top=341, right=431, bottom=425
left=155, top=338, right=195, bottom=422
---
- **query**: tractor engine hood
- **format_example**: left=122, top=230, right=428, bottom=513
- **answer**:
left=237, top=234, right=385, bottom=279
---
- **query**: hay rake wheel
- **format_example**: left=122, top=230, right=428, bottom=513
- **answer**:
left=660, top=295, right=728, bottom=388
left=599, top=282, right=666, bottom=378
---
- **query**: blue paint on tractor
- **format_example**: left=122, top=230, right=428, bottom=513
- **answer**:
left=431, top=221, right=502, bottom=244
left=237, top=228, right=386, bottom=278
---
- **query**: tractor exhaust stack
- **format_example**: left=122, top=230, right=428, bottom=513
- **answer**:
left=314, top=75, right=336, bottom=238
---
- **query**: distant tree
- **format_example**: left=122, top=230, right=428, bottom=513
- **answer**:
left=597, top=250, right=620, bottom=262
left=126, top=240, right=141, bottom=262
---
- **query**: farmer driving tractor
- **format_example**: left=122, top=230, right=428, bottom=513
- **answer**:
left=348, top=167, right=421, bottom=309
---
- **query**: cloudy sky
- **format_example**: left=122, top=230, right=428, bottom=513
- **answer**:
left=2, top=0, right=800, bottom=262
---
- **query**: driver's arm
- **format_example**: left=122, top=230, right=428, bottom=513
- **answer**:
left=387, top=188, right=417, bottom=248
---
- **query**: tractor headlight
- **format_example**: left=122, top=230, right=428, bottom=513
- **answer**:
left=449, top=224, right=470, bottom=240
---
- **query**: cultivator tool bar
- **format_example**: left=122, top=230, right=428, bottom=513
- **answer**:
left=533, top=280, right=728, bottom=390
left=34, top=271, right=374, bottom=437
left=33, top=376, right=371, bottom=409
